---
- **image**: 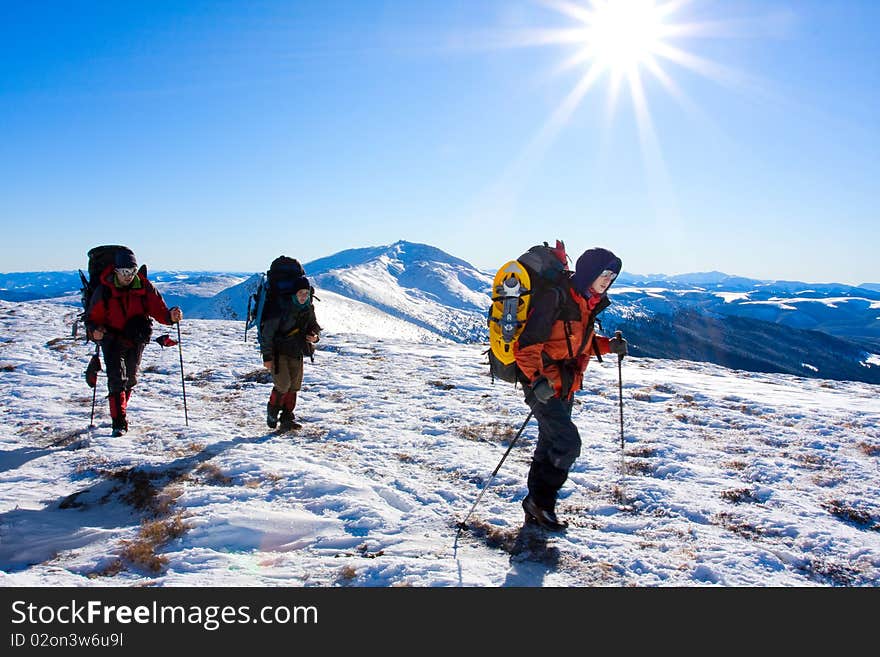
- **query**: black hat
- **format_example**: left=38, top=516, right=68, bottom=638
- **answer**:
left=293, top=276, right=311, bottom=293
left=572, top=247, right=622, bottom=294
left=114, top=249, right=137, bottom=269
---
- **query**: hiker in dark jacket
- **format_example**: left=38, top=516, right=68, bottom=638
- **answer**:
left=514, top=246, right=627, bottom=530
left=85, top=249, right=183, bottom=436
left=260, top=274, right=321, bottom=431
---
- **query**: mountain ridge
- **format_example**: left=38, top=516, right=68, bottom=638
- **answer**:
left=2, top=241, right=878, bottom=383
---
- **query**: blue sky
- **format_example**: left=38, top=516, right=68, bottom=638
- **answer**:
left=1, top=0, right=877, bottom=285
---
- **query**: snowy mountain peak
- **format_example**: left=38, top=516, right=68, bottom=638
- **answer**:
left=305, top=240, right=492, bottom=342
left=305, top=240, right=477, bottom=276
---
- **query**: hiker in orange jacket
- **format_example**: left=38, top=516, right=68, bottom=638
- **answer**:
left=514, top=247, right=627, bottom=530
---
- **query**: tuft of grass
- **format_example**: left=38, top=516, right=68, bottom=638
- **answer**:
left=113, top=469, right=160, bottom=512
left=739, top=404, right=763, bottom=416
left=714, top=512, right=765, bottom=539
left=803, top=557, right=861, bottom=586
left=119, top=513, right=190, bottom=575
left=338, top=565, right=358, bottom=581
left=241, top=369, right=272, bottom=384
left=812, top=473, right=844, bottom=488
left=796, top=453, right=828, bottom=468
left=0, top=364, right=16, bottom=372
left=673, top=413, right=706, bottom=425
left=457, top=421, right=516, bottom=444
left=140, top=514, right=189, bottom=544
left=120, top=539, right=168, bottom=574
left=821, top=499, right=877, bottom=529
left=196, top=463, right=234, bottom=486
left=107, top=467, right=186, bottom=517
left=857, top=442, right=880, bottom=457
left=720, top=488, right=759, bottom=504
left=610, top=485, right=635, bottom=507
left=625, top=460, right=653, bottom=476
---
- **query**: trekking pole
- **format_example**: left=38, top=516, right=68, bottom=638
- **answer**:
left=244, top=296, right=252, bottom=342
left=614, top=330, right=626, bottom=485
left=615, top=330, right=625, bottom=450
left=457, top=409, right=534, bottom=532
left=176, top=321, right=189, bottom=426
left=89, top=344, right=100, bottom=428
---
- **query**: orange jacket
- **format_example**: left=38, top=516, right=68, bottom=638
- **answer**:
left=514, top=286, right=611, bottom=400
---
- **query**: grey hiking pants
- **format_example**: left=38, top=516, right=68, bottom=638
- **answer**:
left=523, top=382, right=581, bottom=510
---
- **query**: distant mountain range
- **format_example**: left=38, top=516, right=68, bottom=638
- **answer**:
left=611, top=272, right=880, bottom=344
left=3, top=241, right=879, bottom=384
left=0, top=270, right=249, bottom=306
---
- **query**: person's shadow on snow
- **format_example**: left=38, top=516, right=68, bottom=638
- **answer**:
left=502, top=523, right=561, bottom=587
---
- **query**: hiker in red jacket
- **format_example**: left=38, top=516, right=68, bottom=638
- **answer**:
left=85, top=249, right=183, bottom=436
left=514, top=247, right=627, bottom=530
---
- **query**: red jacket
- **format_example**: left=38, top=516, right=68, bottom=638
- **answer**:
left=514, top=286, right=611, bottom=400
left=86, top=266, right=174, bottom=338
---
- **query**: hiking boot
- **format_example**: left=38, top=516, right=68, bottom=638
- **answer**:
left=267, top=402, right=280, bottom=429
left=111, top=415, right=128, bottom=438
left=278, top=410, right=301, bottom=432
left=522, top=495, right=567, bottom=532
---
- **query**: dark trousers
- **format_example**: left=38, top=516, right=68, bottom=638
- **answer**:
left=101, top=338, right=145, bottom=395
left=523, top=383, right=581, bottom=510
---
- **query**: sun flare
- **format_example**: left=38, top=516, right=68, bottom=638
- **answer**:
left=475, top=0, right=753, bottom=245
left=482, top=0, right=753, bottom=168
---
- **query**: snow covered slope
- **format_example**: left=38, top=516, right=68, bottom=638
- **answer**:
left=1, top=299, right=878, bottom=587
left=188, top=275, right=450, bottom=344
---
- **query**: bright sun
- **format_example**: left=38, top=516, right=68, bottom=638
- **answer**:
left=584, top=0, right=667, bottom=75
left=489, top=0, right=738, bottom=153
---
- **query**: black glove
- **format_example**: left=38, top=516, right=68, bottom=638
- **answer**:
left=531, top=378, right=555, bottom=404
left=84, top=353, right=101, bottom=388
left=608, top=335, right=628, bottom=357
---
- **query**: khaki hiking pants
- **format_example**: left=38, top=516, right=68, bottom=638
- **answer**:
left=272, top=354, right=304, bottom=393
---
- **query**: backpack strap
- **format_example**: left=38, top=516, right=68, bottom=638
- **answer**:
left=553, top=284, right=575, bottom=359
left=591, top=335, right=603, bottom=364
left=584, top=297, right=611, bottom=363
